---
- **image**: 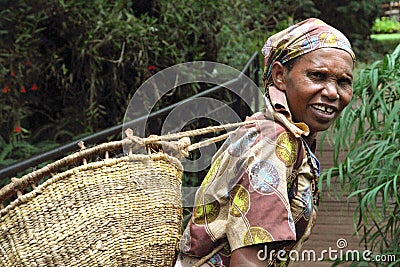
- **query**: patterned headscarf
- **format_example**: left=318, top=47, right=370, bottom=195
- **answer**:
left=262, top=18, right=356, bottom=87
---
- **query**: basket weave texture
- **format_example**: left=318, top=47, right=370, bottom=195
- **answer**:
left=0, top=121, right=261, bottom=267
left=0, top=153, right=183, bottom=267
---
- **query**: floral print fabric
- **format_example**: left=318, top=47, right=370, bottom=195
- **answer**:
left=176, top=87, right=320, bottom=266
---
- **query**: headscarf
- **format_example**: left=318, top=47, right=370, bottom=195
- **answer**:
left=262, top=18, right=356, bottom=87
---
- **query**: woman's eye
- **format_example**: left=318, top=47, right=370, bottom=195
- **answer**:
left=338, top=78, right=352, bottom=87
left=309, top=72, right=326, bottom=81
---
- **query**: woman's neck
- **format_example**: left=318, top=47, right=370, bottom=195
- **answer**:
left=303, top=132, right=317, bottom=148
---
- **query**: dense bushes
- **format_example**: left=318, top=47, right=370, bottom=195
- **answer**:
left=0, top=0, right=318, bottom=167
left=0, top=0, right=390, bottom=168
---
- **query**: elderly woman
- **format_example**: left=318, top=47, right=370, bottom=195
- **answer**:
left=175, top=18, right=355, bottom=266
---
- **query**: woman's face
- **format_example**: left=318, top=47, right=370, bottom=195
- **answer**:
left=274, top=48, right=354, bottom=134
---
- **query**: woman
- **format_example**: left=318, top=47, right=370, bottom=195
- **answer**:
left=175, top=18, right=355, bottom=266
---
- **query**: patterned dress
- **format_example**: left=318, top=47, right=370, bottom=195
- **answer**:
left=175, top=86, right=320, bottom=267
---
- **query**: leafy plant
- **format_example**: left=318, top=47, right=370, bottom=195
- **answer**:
left=321, top=44, right=400, bottom=266
left=0, top=135, right=59, bottom=187
left=372, top=16, right=400, bottom=34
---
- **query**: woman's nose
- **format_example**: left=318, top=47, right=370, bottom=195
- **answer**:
left=322, top=81, right=339, bottom=100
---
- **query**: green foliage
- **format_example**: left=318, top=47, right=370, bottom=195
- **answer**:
left=0, top=0, right=319, bottom=167
left=370, top=33, right=400, bottom=61
left=0, top=136, right=58, bottom=187
left=321, top=45, right=400, bottom=265
left=1, top=0, right=156, bottom=142
left=0, top=0, right=392, bottom=186
left=372, top=17, right=400, bottom=34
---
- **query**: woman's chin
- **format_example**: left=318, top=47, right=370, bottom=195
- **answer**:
left=308, top=121, right=334, bottom=134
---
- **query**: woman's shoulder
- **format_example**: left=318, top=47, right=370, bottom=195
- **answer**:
left=246, top=111, right=299, bottom=141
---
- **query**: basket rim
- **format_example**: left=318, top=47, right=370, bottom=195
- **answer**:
left=0, top=152, right=183, bottom=217
left=0, top=121, right=260, bottom=204
left=0, top=139, right=132, bottom=203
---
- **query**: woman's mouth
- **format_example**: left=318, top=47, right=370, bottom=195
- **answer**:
left=311, top=104, right=335, bottom=115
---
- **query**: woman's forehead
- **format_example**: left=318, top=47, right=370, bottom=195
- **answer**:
left=294, top=48, right=354, bottom=73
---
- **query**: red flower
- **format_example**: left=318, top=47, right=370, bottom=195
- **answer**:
left=10, top=71, right=15, bottom=77
left=14, top=126, right=21, bottom=133
left=21, top=85, right=26, bottom=93
left=147, top=65, right=156, bottom=71
left=30, top=83, right=38, bottom=91
left=2, top=85, right=9, bottom=93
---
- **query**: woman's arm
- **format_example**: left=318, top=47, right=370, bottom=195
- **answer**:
left=230, top=241, right=287, bottom=267
left=230, top=244, right=266, bottom=266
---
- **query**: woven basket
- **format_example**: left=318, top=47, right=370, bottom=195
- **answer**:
left=0, top=137, right=183, bottom=267
left=0, top=121, right=258, bottom=267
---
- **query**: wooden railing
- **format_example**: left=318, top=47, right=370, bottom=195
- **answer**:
left=382, top=1, right=400, bottom=20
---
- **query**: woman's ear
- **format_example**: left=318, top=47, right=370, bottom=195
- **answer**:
left=271, top=61, right=287, bottom=91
